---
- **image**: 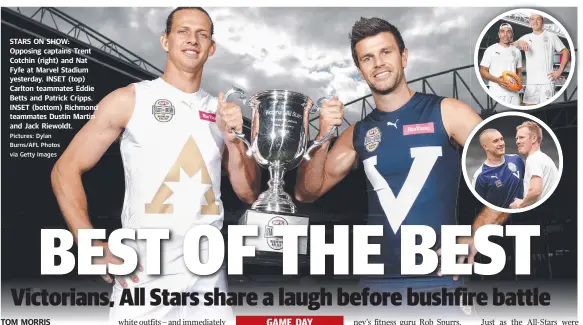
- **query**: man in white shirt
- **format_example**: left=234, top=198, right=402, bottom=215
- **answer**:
left=480, top=23, right=523, bottom=106
left=51, top=7, right=260, bottom=321
left=512, top=13, right=570, bottom=106
left=510, top=121, right=559, bottom=209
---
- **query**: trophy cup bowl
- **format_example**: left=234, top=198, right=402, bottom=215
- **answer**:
left=223, top=87, right=336, bottom=264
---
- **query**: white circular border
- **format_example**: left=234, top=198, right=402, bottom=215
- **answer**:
left=461, top=111, right=564, bottom=214
left=473, top=8, right=577, bottom=111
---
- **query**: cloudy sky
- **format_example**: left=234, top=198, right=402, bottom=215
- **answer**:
left=16, top=7, right=577, bottom=134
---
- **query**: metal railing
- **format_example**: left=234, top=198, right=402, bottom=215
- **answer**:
left=8, top=7, right=576, bottom=138
left=11, top=7, right=163, bottom=76
left=502, top=12, right=568, bottom=39
left=309, top=64, right=577, bottom=139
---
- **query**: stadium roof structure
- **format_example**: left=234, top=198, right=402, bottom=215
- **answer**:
left=502, top=12, right=568, bottom=39
left=6, top=7, right=576, bottom=141
left=309, top=64, right=577, bottom=140
left=8, top=7, right=163, bottom=76
left=4, top=7, right=255, bottom=134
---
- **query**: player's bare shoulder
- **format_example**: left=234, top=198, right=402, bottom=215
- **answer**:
left=93, top=84, right=136, bottom=129
left=440, top=97, right=482, bottom=145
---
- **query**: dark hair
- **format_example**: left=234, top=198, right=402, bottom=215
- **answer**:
left=349, top=17, right=406, bottom=68
left=165, top=7, right=214, bottom=37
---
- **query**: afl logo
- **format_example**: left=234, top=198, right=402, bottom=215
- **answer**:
left=152, top=99, right=175, bottom=122
left=364, top=127, right=381, bottom=152
left=508, top=162, right=517, bottom=173
left=264, top=217, right=288, bottom=250
left=543, top=35, right=549, bottom=43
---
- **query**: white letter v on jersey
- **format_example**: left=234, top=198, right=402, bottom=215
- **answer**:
left=363, top=146, right=443, bottom=234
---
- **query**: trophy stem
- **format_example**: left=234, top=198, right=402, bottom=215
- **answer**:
left=251, top=164, right=297, bottom=214
left=268, top=165, right=285, bottom=193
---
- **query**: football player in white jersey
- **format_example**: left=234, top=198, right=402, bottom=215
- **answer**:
left=512, top=13, right=570, bottom=106
left=510, top=121, right=559, bottom=209
left=480, top=23, right=523, bottom=106
left=51, top=7, right=260, bottom=321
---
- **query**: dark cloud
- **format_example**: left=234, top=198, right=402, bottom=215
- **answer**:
left=37, top=7, right=576, bottom=125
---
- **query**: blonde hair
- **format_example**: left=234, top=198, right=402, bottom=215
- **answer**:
left=517, top=121, right=543, bottom=144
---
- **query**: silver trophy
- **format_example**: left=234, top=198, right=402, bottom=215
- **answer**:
left=223, top=87, right=336, bottom=262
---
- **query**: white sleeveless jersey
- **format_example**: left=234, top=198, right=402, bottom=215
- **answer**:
left=119, top=78, right=224, bottom=273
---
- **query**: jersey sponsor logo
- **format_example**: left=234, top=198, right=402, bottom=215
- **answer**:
left=152, top=99, right=175, bottom=122
left=364, top=127, right=382, bottom=152
left=199, top=111, right=216, bottom=122
left=145, top=136, right=220, bottom=216
left=403, top=122, right=435, bottom=136
left=363, top=146, right=443, bottom=233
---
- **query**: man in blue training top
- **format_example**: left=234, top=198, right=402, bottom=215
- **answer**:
left=472, top=128, right=525, bottom=209
left=294, top=17, right=511, bottom=317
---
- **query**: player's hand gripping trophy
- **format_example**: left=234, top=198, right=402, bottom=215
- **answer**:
left=222, top=87, right=336, bottom=264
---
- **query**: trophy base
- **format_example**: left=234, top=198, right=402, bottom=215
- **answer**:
left=238, top=209, right=309, bottom=266
left=243, top=250, right=310, bottom=267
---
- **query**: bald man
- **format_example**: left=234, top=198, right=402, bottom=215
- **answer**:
left=472, top=129, right=525, bottom=209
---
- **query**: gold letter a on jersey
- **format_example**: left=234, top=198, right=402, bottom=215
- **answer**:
left=145, top=136, right=220, bottom=215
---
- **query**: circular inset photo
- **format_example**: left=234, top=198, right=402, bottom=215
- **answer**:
left=462, top=112, right=563, bottom=213
left=475, top=9, right=576, bottom=110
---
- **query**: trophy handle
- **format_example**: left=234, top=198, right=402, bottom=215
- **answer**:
left=294, top=124, right=307, bottom=161
left=224, top=87, right=253, bottom=157
left=304, top=96, right=338, bottom=161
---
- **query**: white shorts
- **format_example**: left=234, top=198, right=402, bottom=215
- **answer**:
left=108, top=242, right=233, bottom=323
left=488, top=83, right=520, bottom=106
left=523, top=84, right=555, bottom=105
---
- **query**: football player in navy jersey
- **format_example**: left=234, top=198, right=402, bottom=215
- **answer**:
left=295, top=17, right=508, bottom=304
left=472, top=129, right=525, bottom=209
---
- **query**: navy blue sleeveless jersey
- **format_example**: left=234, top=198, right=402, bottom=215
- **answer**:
left=472, top=154, right=525, bottom=209
left=353, top=93, right=462, bottom=288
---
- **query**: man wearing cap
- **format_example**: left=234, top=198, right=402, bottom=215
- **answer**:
left=512, top=13, right=570, bottom=106
left=480, top=23, right=523, bottom=106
